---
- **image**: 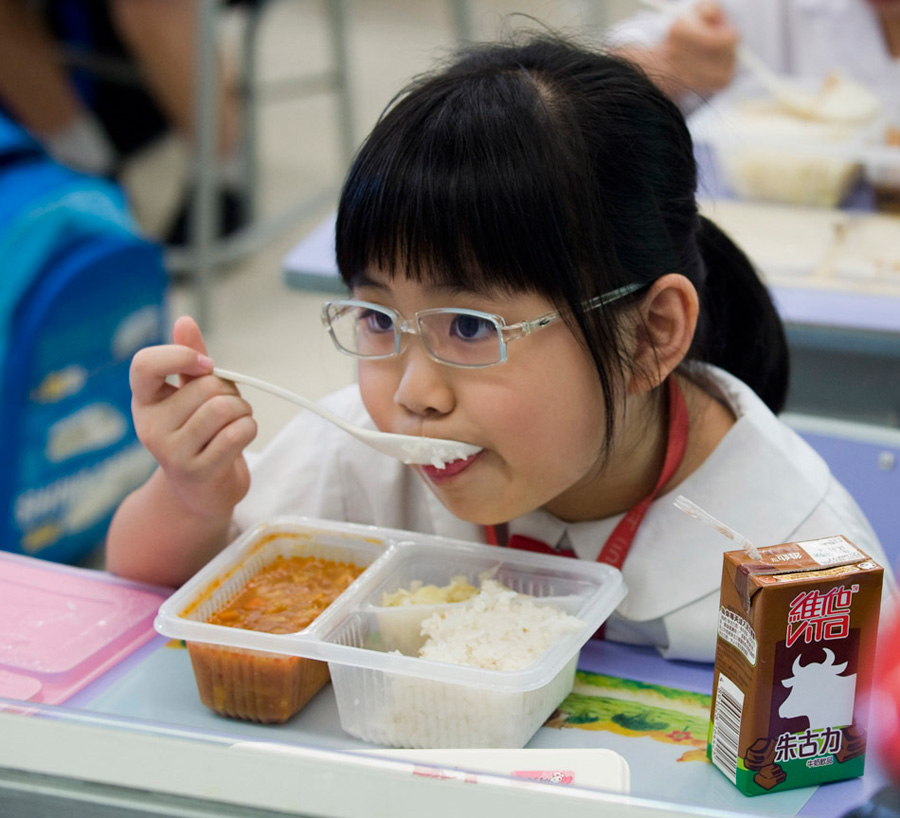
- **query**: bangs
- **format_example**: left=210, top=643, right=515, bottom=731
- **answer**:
left=336, top=69, right=588, bottom=299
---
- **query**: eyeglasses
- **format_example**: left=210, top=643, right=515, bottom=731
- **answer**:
left=321, top=282, right=645, bottom=369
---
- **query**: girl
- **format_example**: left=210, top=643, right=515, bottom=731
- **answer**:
left=106, top=33, right=896, bottom=662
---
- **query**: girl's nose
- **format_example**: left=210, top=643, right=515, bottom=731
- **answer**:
left=393, top=342, right=456, bottom=418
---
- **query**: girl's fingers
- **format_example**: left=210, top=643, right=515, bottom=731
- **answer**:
left=172, top=317, right=213, bottom=388
left=135, top=375, right=247, bottom=456
left=159, top=404, right=256, bottom=488
left=127, top=316, right=255, bottom=509
left=172, top=315, right=208, bottom=356
left=193, top=414, right=258, bottom=477
left=171, top=391, right=255, bottom=460
left=130, top=344, right=214, bottom=405
left=131, top=315, right=214, bottom=404
left=172, top=316, right=214, bottom=389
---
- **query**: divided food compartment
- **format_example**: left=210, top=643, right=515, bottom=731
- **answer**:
left=155, top=517, right=627, bottom=747
left=154, top=519, right=389, bottom=724
left=323, top=540, right=624, bottom=748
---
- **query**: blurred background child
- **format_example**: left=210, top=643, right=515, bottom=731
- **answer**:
left=0, top=0, right=250, bottom=243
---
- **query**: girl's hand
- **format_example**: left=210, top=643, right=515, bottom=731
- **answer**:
left=129, top=315, right=257, bottom=520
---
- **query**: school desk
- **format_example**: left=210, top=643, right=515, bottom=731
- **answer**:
left=0, top=552, right=893, bottom=818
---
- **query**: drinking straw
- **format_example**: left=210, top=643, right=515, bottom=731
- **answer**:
left=673, top=495, right=762, bottom=559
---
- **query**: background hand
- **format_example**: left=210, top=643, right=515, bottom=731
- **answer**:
left=663, top=0, right=739, bottom=97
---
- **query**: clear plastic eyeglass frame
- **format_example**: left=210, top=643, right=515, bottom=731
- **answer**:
left=321, top=281, right=645, bottom=369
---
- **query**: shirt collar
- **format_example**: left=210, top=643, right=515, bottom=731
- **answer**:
left=493, top=365, right=832, bottom=621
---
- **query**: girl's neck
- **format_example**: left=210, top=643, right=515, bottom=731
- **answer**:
left=543, top=372, right=736, bottom=523
left=668, top=373, right=737, bottom=488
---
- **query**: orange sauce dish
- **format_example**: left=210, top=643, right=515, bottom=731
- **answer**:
left=208, top=556, right=364, bottom=633
left=188, top=555, right=365, bottom=724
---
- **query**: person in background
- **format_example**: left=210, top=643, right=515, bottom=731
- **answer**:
left=105, top=32, right=897, bottom=663
left=0, top=0, right=247, bottom=244
left=606, top=0, right=900, bottom=111
left=839, top=605, right=900, bottom=817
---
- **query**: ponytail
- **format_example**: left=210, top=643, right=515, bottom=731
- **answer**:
left=691, top=216, right=790, bottom=414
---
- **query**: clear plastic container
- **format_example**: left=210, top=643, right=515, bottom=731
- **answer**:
left=155, top=517, right=627, bottom=747
left=689, top=79, right=878, bottom=208
left=159, top=520, right=387, bottom=723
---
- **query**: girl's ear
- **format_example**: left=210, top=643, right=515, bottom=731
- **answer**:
left=627, top=273, right=699, bottom=395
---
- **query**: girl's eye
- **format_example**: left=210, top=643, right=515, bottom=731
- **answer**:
left=360, top=309, right=394, bottom=334
left=449, top=313, right=496, bottom=341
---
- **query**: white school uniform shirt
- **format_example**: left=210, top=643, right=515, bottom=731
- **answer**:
left=233, top=363, right=897, bottom=664
left=605, top=0, right=900, bottom=110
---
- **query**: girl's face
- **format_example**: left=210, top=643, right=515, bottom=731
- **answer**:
left=354, top=273, right=623, bottom=525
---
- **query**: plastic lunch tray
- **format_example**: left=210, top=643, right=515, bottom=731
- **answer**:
left=0, top=551, right=169, bottom=705
left=154, top=516, right=628, bottom=692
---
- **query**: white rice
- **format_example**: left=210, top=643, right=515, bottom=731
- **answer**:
left=362, top=582, right=585, bottom=747
left=399, top=438, right=482, bottom=468
left=417, top=580, right=583, bottom=670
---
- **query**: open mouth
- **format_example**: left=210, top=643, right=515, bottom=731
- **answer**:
left=419, top=450, right=483, bottom=481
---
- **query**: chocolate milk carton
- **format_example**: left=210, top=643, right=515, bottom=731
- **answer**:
left=707, top=536, right=883, bottom=795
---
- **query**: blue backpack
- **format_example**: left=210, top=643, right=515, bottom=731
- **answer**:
left=0, top=113, right=167, bottom=563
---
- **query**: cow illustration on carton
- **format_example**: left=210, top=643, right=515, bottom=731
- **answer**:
left=779, top=649, right=857, bottom=730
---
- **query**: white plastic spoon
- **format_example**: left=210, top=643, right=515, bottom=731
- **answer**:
left=730, top=43, right=823, bottom=119
left=212, top=367, right=481, bottom=468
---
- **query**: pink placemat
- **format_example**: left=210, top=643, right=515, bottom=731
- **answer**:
left=0, top=551, right=170, bottom=705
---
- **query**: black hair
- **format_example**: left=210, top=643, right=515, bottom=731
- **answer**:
left=335, top=32, right=789, bottom=441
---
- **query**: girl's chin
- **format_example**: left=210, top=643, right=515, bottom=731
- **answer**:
left=419, top=483, right=529, bottom=529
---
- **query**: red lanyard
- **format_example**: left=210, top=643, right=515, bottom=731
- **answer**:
left=484, top=376, right=690, bottom=570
